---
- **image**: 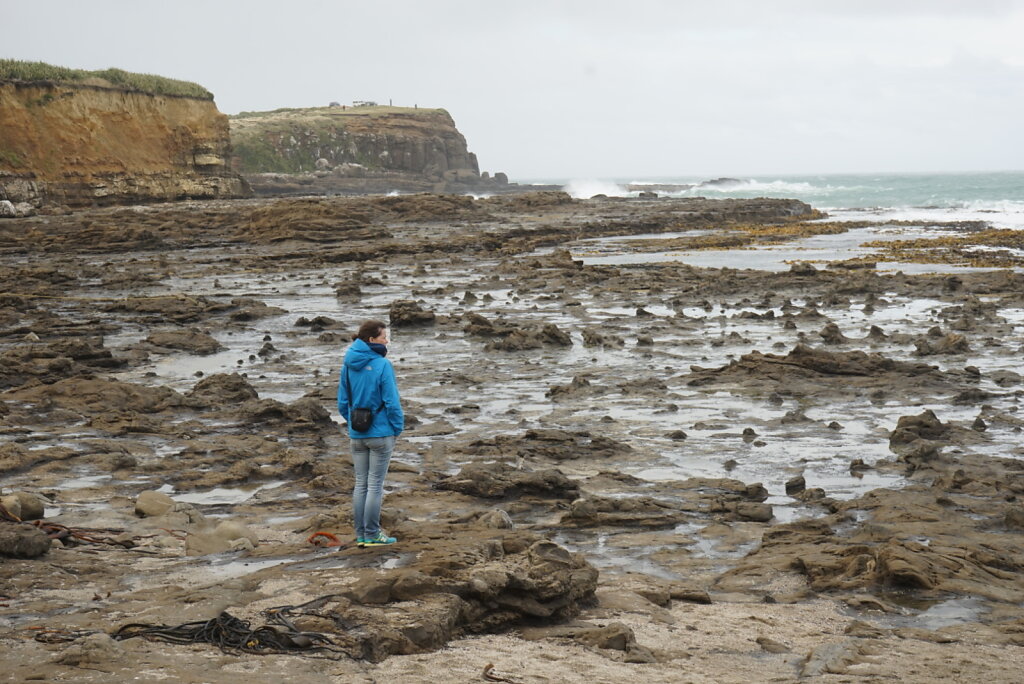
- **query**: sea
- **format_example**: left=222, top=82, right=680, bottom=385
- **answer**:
left=539, top=170, right=1024, bottom=231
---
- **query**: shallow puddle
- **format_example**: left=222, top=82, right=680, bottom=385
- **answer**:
left=51, top=474, right=112, bottom=491
left=284, top=550, right=416, bottom=572
left=550, top=531, right=682, bottom=580
left=571, top=224, right=1021, bottom=274
left=159, top=481, right=288, bottom=505
left=866, top=593, right=989, bottom=630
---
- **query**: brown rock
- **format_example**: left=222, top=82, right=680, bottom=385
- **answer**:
left=475, top=509, right=514, bottom=529
left=0, top=524, right=50, bottom=558
left=576, top=622, right=634, bottom=650
left=145, top=329, right=223, bottom=354
left=735, top=502, right=774, bottom=522
left=562, top=495, right=689, bottom=529
left=819, top=323, right=849, bottom=344
left=756, top=635, right=791, bottom=653
left=6, top=375, right=184, bottom=414
left=786, top=475, right=807, bottom=495
left=915, top=333, right=970, bottom=356
left=844, top=620, right=889, bottom=638
left=894, top=627, right=958, bottom=643
left=349, top=575, right=397, bottom=604
left=790, top=262, right=818, bottom=275
left=236, top=397, right=333, bottom=429
left=53, top=633, right=122, bottom=665
left=800, top=639, right=862, bottom=677
left=1004, top=507, right=1024, bottom=530
left=889, top=409, right=948, bottom=448
left=991, top=369, right=1022, bottom=387
left=669, top=586, right=712, bottom=604
left=583, top=328, right=625, bottom=348
left=185, top=520, right=259, bottom=556
left=573, top=621, right=656, bottom=661
left=435, top=461, right=579, bottom=500
left=389, top=300, right=436, bottom=326
left=135, top=490, right=175, bottom=518
left=686, top=344, right=943, bottom=391
left=456, top=429, right=632, bottom=463
left=2, top=491, right=45, bottom=520
left=185, top=372, right=259, bottom=407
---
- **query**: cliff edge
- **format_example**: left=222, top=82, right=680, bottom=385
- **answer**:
left=230, top=105, right=512, bottom=195
left=0, top=61, right=249, bottom=210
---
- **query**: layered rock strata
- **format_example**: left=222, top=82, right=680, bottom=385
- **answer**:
left=0, top=80, right=249, bottom=207
left=229, top=105, right=521, bottom=195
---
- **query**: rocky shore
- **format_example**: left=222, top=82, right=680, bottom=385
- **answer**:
left=1, top=193, right=1023, bottom=682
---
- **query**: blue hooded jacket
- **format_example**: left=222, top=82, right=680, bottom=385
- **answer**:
left=337, top=338, right=404, bottom=439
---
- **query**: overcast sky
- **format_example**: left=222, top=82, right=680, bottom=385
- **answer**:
left=4, top=1, right=1023, bottom=179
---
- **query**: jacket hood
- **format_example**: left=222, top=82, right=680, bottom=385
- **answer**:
left=344, top=338, right=380, bottom=371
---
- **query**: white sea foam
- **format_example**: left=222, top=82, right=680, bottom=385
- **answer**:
left=628, top=178, right=864, bottom=198
left=568, top=177, right=850, bottom=198
left=565, top=173, right=1024, bottom=229
left=959, top=199, right=1024, bottom=215
left=825, top=201, right=1024, bottom=230
left=564, top=179, right=629, bottom=198
left=688, top=179, right=833, bottom=195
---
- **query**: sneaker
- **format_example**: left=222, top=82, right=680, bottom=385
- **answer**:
left=355, top=537, right=365, bottom=547
left=362, top=531, right=397, bottom=546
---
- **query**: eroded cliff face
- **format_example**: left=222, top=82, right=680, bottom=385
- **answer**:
left=0, top=81, right=249, bottom=207
left=229, top=106, right=483, bottom=183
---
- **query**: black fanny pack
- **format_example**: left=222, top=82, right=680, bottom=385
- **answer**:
left=350, top=407, right=374, bottom=432
left=344, top=366, right=382, bottom=433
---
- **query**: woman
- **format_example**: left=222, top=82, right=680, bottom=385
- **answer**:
left=337, top=319, right=404, bottom=547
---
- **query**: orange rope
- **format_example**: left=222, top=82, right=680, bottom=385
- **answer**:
left=306, top=531, right=343, bottom=548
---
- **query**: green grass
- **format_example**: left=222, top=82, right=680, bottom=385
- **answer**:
left=229, top=105, right=445, bottom=119
left=0, top=149, right=26, bottom=168
left=231, top=137, right=306, bottom=174
left=0, top=59, right=213, bottom=99
left=230, top=107, right=304, bottom=119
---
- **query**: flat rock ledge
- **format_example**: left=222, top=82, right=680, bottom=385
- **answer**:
left=289, top=533, right=598, bottom=662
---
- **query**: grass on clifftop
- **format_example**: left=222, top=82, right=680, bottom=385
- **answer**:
left=0, top=59, right=213, bottom=100
left=230, top=105, right=446, bottom=119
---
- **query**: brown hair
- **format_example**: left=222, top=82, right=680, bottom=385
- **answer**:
left=354, top=319, right=387, bottom=342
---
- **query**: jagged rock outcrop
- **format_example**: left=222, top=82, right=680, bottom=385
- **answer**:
left=0, top=75, right=249, bottom=208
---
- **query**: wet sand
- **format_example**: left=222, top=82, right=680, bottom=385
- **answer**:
left=1, top=193, right=1023, bottom=682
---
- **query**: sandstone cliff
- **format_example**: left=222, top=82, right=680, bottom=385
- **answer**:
left=230, top=106, right=511, bottom=195
left=0, top=79, right=249, bottom=208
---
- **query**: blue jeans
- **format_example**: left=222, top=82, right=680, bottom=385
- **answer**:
left=351, top=435, right=395, bottom=539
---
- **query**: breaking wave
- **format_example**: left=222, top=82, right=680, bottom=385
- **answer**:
left=827, top=200, right=1024, bottom=230
left=558, top=172, right=1024, bottom=229
left=679, top=179, right=845, bottom=195
left=563, top=179, right=629, bottom=199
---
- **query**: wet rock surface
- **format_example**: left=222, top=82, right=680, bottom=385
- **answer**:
left=435, top=461, right=580, bottom=500
left=0, top=523, right=50, bottom=558
left=2, top=193, right=1024, bottom=681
